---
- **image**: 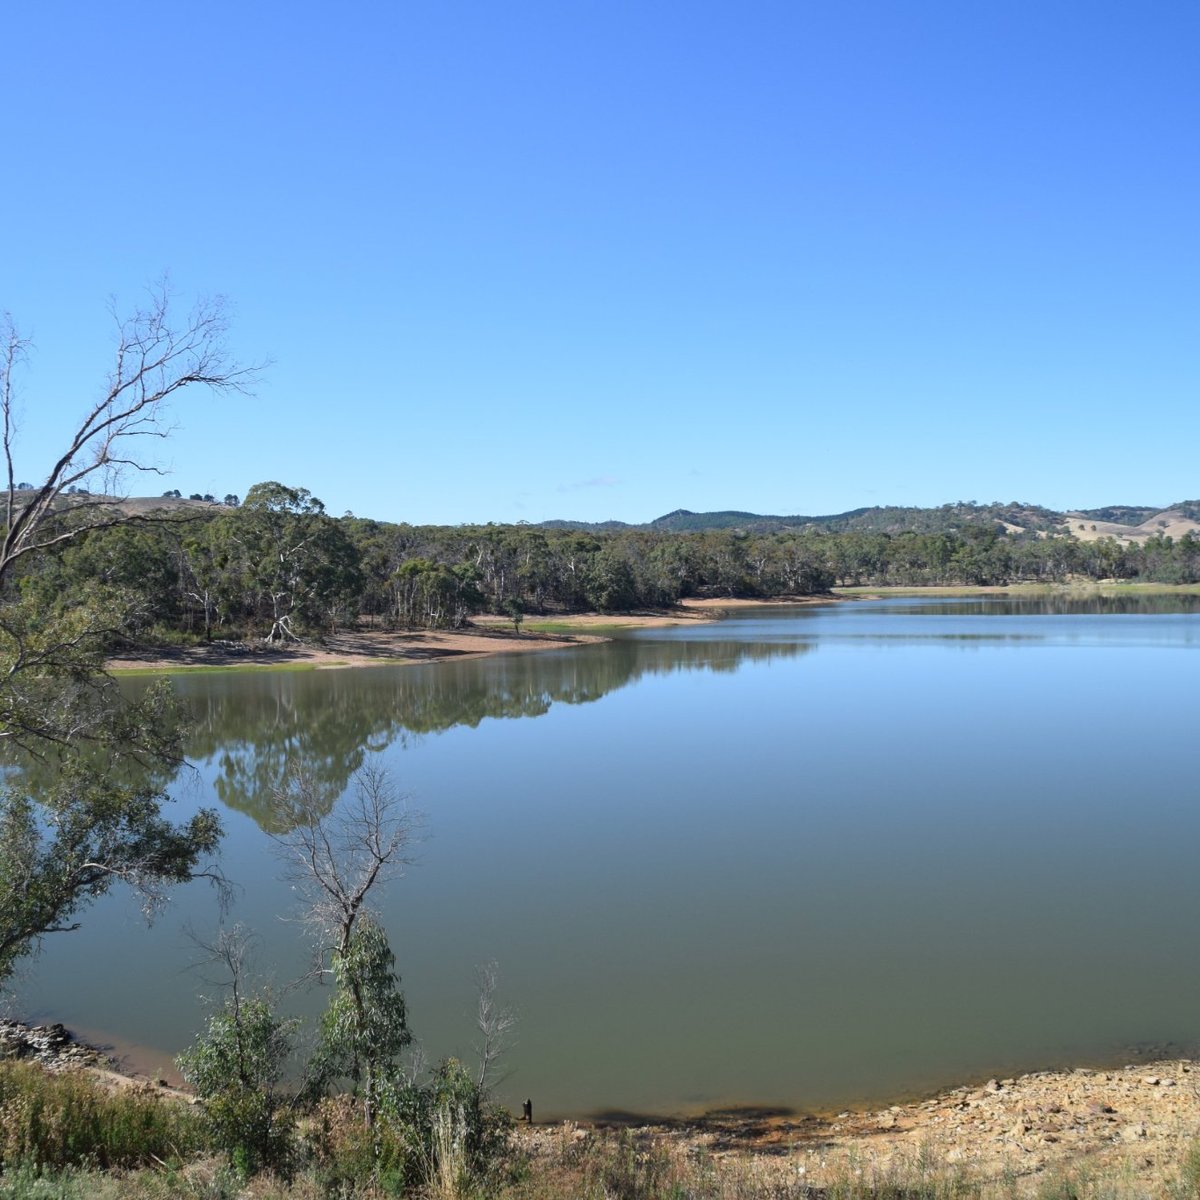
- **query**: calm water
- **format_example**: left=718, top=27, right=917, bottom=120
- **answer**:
left=16, top=596, right=1200, bottom=1117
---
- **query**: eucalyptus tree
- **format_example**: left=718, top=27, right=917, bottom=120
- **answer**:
left=272, top=764, right=416, bottom=1126
left=390, top=557, right=480, bottom=628
left=215, top=481, right=363, bottom=640
left=0, top=287, right=250, bottom=981
left=176, top=926, right=298, bottom=1174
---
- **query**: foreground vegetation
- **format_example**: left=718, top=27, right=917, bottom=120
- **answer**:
left=3, top=1058, right=1200, bottom=1200
left=0, top=1055, right=508, bottom=1199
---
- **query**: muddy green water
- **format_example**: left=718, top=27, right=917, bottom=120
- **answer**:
left=16, top=596, right=1200, bottom=1117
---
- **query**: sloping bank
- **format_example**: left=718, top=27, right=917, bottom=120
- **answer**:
left=3, top=1018, right=1197, bottom=1194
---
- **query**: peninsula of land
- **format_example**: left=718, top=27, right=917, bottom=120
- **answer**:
left=105, top=595, right=833, bottom=673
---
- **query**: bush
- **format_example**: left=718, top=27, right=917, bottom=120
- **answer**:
left=380, top=1057, right=511, bottom=1195
left=308, top=1095, right=410, bottom=1198
left=176, top=995, right=296, bottom=1177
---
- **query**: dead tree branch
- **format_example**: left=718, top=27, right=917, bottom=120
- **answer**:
left=0, top=284, right=259, bottom=590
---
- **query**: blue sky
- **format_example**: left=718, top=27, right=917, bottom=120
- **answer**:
left=3, top=2, right=1197, bottom=524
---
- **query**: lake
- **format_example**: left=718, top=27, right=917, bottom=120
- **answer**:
left=16, top=594, right=1200, bottom=1117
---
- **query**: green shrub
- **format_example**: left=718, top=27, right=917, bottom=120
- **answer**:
left=177, top=995, right=296, bottom=1177
left=307, top=1056, right=510, bottom=1196
left=306, top=918, right=411, bottom=1131
left=0, top=1163, right=83, bottom=1200
left=379, top=1057, right=511, bottom=1195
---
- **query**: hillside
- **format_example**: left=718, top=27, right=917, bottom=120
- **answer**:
left=24, top=489, right=1200, bottom=543
left=1061, top=507, right=1200, bottom=543
left=11, top=487, right=232, bottom=518
left=539, top=501, right=1200, bottom=540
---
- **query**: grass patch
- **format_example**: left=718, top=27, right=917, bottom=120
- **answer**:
left=0, top=1060, right=203, bottom=1171
left=109, top=662, right=322, bottom=677
left=525, top=622, right=636, bottom=636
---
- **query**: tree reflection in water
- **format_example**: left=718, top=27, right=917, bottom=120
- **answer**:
left=153, top=636, right=814, bottom=830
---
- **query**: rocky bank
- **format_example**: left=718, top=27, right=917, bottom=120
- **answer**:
left=0, top=1019, right=112, bottom=1072
left=520, top=1060, right=1200, bottom=1193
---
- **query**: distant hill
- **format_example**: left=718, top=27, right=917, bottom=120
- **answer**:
left=1060, top=505, right=1200, bottom=544
left=538, top=500, right=1200, bottom=541
left=9, top=487, right=233, bottom=519
left=538, top=518, right=632, bottom=532
left=30, top=489, right=1200, bottom=543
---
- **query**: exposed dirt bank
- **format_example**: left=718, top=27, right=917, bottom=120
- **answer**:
left=105, top=596, right=838, bottom=673
left=835, top=582, right=1200, bottom=597
left=107, top=626, right=600, bottom=672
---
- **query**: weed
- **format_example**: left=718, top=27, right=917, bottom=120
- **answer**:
left=0, top=1061, right=202, bottom=1170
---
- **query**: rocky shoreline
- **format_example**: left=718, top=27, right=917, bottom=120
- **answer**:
left=519, top=1059, right=1200, bottom=1193
left=0, top=1018, right=113, bottom=1072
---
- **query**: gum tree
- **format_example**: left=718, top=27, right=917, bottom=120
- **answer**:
left=271, top=763, right=417, bottom=1126
left=209, top=481, right=363, bottom=641
left=0, top=286, right=253, bottom=981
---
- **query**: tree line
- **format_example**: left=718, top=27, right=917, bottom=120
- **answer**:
left=21, top=490, right=1200, bottom=646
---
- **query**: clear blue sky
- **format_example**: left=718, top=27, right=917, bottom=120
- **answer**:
left=3, top=1, right=1197, bottom=525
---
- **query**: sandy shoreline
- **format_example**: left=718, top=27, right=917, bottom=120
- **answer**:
left=105, top=596, right=836, bottom=674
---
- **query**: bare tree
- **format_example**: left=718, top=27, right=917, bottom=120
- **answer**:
left=271, top=762, right=419, bottom=1125
left=271, top=761, right=419, bottom=969
left=185, top=921, right=260, bottom=1015
left=473, top=960, right=518, bottom=1091
left=0, top=283, right=257, bottom=590
left=0, top=284, right=251, bottom=982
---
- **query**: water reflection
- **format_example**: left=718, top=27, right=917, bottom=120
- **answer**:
left=638, top=597, right=1200, bottom=650
left=167, top=636, right=812, bottom=829
left=876, top=595, right=1200, bottom=616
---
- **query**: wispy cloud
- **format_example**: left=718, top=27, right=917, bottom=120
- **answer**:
left=556, top=475, right=621, bottom=493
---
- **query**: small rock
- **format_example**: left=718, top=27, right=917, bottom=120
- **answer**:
left=1121, top=1124, right=1148, bottom=1142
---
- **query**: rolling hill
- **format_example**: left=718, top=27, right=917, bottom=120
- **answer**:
left=539, top=501, right=1200, bottom=541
